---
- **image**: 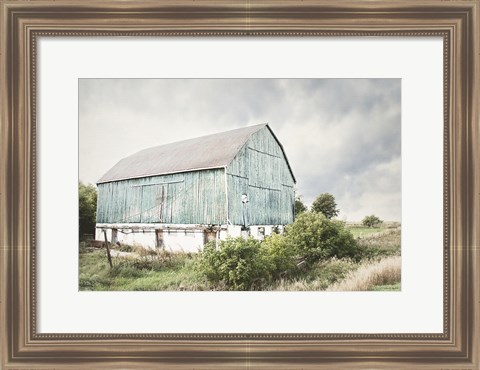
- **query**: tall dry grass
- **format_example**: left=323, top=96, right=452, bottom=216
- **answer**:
left=326, top=256, right=401, bottom=291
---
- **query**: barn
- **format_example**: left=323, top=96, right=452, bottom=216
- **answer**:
left=95, top=123, right=296, bottom=251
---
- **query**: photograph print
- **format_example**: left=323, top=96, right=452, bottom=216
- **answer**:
left=79, top=78, right=401, bottom=292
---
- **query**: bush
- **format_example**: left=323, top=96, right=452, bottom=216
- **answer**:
left=196, top=237, right=274, bottom=290
left=285, top=212, right=360, bottom=265
left=262, top=233, right=298, bottom=277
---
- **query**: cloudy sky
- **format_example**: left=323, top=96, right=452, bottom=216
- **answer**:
left=79, top=79, right=401, bottom=222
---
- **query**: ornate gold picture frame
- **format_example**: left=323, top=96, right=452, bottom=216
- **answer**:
left=1, top=0, right=478, bottom=368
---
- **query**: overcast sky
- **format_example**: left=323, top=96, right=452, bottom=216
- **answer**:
left=79, top=79, right=401, bottom=222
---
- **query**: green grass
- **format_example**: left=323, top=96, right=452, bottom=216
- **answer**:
left=79, top=249, right=204, bottom=291
left=370, top=282, right=401, bottom=291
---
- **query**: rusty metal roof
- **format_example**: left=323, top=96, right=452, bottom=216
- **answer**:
left=98, top=123, right=271, bottom=184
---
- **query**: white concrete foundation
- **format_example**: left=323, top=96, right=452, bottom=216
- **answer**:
left=95, top=223, right=286, bottom=252
left=227, top=225, right=242, bottom=238
left=95, top=227, right=204, bottom=252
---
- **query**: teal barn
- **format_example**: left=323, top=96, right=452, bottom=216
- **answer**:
left=95, top=123, right=296, bottom=251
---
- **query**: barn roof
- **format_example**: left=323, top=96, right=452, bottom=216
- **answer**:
left=97, top=123, right=296, bottom=184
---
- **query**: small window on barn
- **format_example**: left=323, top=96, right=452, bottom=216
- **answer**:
left=258, top=227, right=265, bottom=237
left=241, top=194, right=249, bottom=228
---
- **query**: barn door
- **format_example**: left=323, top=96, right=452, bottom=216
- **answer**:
left=139, top=184, right=167, bottom=223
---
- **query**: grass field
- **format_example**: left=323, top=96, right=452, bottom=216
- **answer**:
left=346, top=227, right=385, bottom=238
left=79, top=227, right=401, bottom=291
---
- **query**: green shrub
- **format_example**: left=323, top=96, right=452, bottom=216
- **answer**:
left=285, top=211, right=360, bottom=265
left=262, top=233, right=298, bottom=277
left=196, top=237, right=273, bottom=290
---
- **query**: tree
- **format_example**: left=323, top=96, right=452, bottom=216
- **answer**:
left=362, top=215, right=383, bottom=228
left=311, top=193, right=339, bottom=219
left=79, top=182, right=97, bottom=240
left=294, top=195, right=308, bottom=218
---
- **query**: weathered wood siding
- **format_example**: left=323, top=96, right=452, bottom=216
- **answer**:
left=97, top=169, right=226, bottom=224
left=226, top=126, right=295, bottom=226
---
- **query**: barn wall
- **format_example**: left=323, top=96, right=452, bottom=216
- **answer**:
left=97, top=168, right=226, bottom=225
left=226, top=126, right=295, bottom=226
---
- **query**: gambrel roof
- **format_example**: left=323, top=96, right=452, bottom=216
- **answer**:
left=97, top=123, right=295, bottom=184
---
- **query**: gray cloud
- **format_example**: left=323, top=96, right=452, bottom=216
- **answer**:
left=79, top=78, right=401, bottom=221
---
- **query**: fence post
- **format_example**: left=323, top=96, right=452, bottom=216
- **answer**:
left=103, top=229, right=113, bottom=268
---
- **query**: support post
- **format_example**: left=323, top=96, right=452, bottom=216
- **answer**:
left=103, top=229, right=113, bottom=269
left=155, top=229, right=164, bottom=249
left=203, top=229, right=216, bottom=246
